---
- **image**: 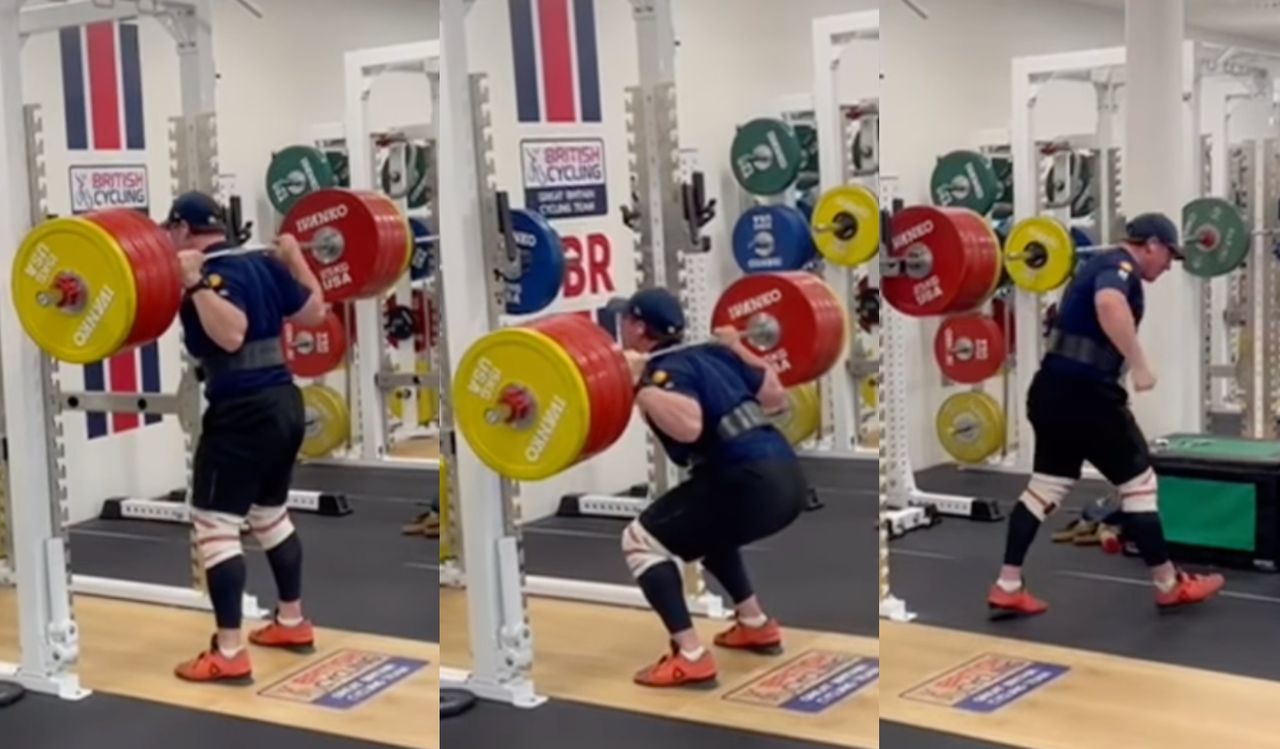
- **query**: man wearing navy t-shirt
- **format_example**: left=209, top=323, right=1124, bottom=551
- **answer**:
left=988, top=213, right=1224, bottom=618
left=163, top=191, right=328, bottom=684
left=608, top=287, right=809, bottom=688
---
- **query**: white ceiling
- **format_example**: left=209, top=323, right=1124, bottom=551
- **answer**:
left=1062, top=0, right=1280, bottom=46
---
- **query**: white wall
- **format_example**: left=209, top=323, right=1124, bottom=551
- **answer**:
left=882, top=0, right=1280, bottom=471
left=461, top=0, right=874, bottom=520
left=19, top=0, right=436, bottom=523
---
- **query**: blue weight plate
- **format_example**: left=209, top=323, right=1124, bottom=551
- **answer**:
left=409, top=217, right=436, bottom=281
left=732, top=205, right=816, bottom=274
left=1070, top=226, right=1095, bottom=248
left=505, top=209, right=566, bottom=315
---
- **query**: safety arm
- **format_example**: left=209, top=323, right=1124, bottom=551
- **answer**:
left=1095, top=289, right=1149, bottom=372
left=636, top=387, right=703, bottom=443
left=189, top=289, right=248, bottom=352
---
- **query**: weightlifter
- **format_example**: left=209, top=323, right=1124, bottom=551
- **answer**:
left=608, top=288, right=809, bottom=688
left=988, top=213, right=1225, bottom=617
left=164, top=191, right=330, bottom=684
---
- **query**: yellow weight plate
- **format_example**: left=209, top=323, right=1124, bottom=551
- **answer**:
left=811, top=185, right=879, bottom=266
left=1003, top=216, right=1074, bottom=293
left=13, top=217, right=139, bottom=364
left=389, top=360, right=438, bottom=426
left=770, top=383, right=820, bottom=445
left=452, top=327, right=592, bottom=481
left=936, top=391, right=1005, bottom=464
left=301, top=384, right=350, bottom=459
left=859, top=377, right=879, bottom=410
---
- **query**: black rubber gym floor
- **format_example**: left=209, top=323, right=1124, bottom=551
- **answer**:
left=0, top=692, right=401, bottom=749
left=68, top=492, right=439, bottom=642
left=521, top=456, right=878, bottom=636
left=442, top=697, right=841, bottom=749
left=894, top=465, right=1280, bottom=681
left=880, top=722, right=1022, bottom=749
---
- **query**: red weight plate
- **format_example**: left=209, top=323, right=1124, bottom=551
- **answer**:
left=355, top=194, right=399, bottom=297
left=83, top=210, right=168, bottom=348
left=933, top=313, right=1006, bottom=384
left=885, top=206, right=975, bottom=317
left=283, top=309, right=348, bottom=377
left=115, top=210, right=182, bottom=344
left=794, top=274, right=848, bottom=381
left=282, top=189, right=385, bottom=302
left=951, top=209, right=1002, bottom=311
left=712, top=271, right=825, bottom=388
left=991, top=297, right=1015, bottom=350
left=412, top=290, right=430, bottom=353
left=360, top=194, right=410, bottom=296
left=535, top=314, right=634, bottom=459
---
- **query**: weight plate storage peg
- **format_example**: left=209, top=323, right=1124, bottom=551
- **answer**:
left=280, top=189, right=411, bottom=302
left=770, top=383, right=820, bottom=445
left=504, top=209, right=567, bottom=315
left=711, top=272, right=848, bottom=387
left=811, top=185, right=880, bottom=267
left=883, top=205, right=1002, bottom=317
left=730, top=118, right=804, bottom=196
left=1002, top=216, right=1076, bottom=293
left=452, top=313, right=633, bottom=481
left=301, top=384, right=351, bottom=459
left=936, top=391, right=1006, bottom=464
left=283, top=309, right=348, bottom=378
left=934, top=314, right=1007, bottom=384
left=1182, top=197, right=1250, bottom=278
left=732, top=205, right=816, bottom=273
left=267, top=145, right=338, bottom=215
left=14, top=210, right=183, bottom=364
left=930, top=150, right=1000, bottom=216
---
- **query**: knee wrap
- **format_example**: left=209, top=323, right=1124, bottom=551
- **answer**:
left=193, top=509, right=244, bottom=569
left=248, top=504, right=295, bottom=550
left=1018, top=474, right=1074, bottom=521
left=621, top=520, right=675, bottom=579
left=1119, top=468, right=1158, bottom=513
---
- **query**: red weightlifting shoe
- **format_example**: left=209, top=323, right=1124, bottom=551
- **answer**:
left=174, top=635, right=253, bottom=685
left=1156, top=570, right=1225, bottom=609
left=987, top=582, right=1049, bottom=618
left=249, top=614, right=316, bottom=654
left=714, top=618, right=783, bottom=655
left=633, top=644, right=718, bottom=689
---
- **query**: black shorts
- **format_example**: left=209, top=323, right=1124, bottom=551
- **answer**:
left=1028, top=368, right=1149, bottom=485
left=638, top=458, right=807, bottom=562
left=192, top=384, right=305, bottom=516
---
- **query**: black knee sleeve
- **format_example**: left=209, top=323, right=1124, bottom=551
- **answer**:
left=206, top=555, right=247, bottom=630
left=636, top=561, right=693, bottom=635
left=1122, top=512, right=1170, bottom=567
left=1002, top=502, right=1043, bottom=567
left=701, top=549, right=754, bottom=604
left=265, top=533, right=303, bottom=603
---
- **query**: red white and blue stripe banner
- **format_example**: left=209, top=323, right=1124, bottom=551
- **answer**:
left=509, top=0, right=602, bottom=124
left=59, top=21, right=162, bottom=439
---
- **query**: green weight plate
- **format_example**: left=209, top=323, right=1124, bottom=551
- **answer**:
left=794, top=123, right=820, bottom=191
left=731, top=118, right=804, bottom=196
left=381, top=143, right=432, bottom=207
left=930, top=150, right=999, bottom=216
left=266, top=145, right=337, bottom=215
left=990, top=156, right=1013, bottom=220
left=1182, top=197, right=1250, bottom=278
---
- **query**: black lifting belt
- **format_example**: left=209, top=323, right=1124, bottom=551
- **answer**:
left=201, top=336, right=286, bottom=378
left=1045, top=329, right=1125, bottom=376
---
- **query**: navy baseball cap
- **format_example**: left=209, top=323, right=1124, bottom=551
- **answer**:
left=163, top=191, right=226, bottom=234
left=606, top=288, right=686, bottom=338
left=1125, top=212, right=1183, bottom=260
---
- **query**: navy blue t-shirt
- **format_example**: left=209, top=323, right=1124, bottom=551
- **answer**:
left=641, top=343, right=793, bottom=470
left=180, top=243, right=311, bottom=400
left=1041, top=247, right=1143, bottom=380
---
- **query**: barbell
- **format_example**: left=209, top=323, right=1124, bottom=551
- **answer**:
left=14, top=188, right=414, bottom=365
left=452, top=271, right=849, bottom=481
